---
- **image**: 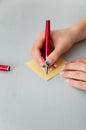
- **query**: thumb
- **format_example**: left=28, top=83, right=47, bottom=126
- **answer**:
left=46, top=49, right=60, bottom=66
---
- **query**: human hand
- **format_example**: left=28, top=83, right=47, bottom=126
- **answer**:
left=60, top=58, right=86, bottom=90
left=31, top=17, right=86, bottom=70
left=31, top=28, right=75, bottom=69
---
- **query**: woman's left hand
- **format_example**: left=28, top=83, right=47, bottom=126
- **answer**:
left=60, top=58, right=86, bottom=90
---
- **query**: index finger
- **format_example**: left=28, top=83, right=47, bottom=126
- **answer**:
left=31, top=31, right=45, bottom=66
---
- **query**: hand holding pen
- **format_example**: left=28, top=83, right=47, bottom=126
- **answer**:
left=45, top=20, right=51, bottom=74
left=31, top=20, right=73, bottom=71
left=31, top=18, right=86, bottom=90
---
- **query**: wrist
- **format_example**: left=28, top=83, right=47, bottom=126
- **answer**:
left=70, top=18, right=86, bottom=44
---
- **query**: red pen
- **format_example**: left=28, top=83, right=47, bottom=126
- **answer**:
left=45, top=20, right=51, bottom=74
left=0, top=65, right=10, bottom=71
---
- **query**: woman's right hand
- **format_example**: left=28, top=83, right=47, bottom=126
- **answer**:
left=31, top=17, right=86, bottom=70
left=31, top=27, right=75, bottom=69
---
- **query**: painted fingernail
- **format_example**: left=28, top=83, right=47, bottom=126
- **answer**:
left=40, top=64, right=46, bottom=68
left=46, top=60, right=51, bottom=66
left=40, top=63, right=46, bottom=71
left=60, top=71, right=64, bottom=76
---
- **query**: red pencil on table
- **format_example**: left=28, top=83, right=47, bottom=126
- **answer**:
left=45, top=20, right=51, bottom=74
left=0, top=65, right=10, bottom=71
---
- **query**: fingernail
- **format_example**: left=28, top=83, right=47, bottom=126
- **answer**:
left=66, top=79, right=69, bottom=83
left=40, top=63, right=46, bottom=71
left=41, top=67, right=45, bottom=71
left=54, top=64, right=57, bottom=68
left=46, top=60, right=51, bottom=66
left=60, top=71, right=64, bottom=76
left=40, top=63, right=46, bottom=68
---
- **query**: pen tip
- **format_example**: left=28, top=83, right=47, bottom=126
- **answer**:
left=46, top=66, right=48, bottom=74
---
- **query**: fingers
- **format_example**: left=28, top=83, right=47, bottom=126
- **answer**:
left=31, top=31, right=58, bottom=70
left=31, top=31, right=45, bottom=66
left=66, top=79, right=86, bottom=90
left=46, top=49, right=60, bottom=66
left=68, top=58, right=86, bottom=63
left=32, top=47, right=45, bottom=65
left=60, top=70, right=86, bottom=81
left=31, top=30, right=60, bottom=69
left=60, top=58, right=86, bottom=90
left=63, top=61, right=86, bottom=72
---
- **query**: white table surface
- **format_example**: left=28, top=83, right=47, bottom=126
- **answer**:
left=0, top=0, right=86, bottom=130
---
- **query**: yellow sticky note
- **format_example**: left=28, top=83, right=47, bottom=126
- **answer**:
left=26, top=58, right=67, bottom=80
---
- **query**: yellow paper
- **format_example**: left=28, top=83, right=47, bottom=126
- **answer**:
left=26, top=58, right=67, bottom=80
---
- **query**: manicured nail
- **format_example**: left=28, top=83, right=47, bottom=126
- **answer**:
left=60, top=71, right=64, bottom=76
left=40, top=63, right=46, bottom=68
left=40, top=63, right=46, bottom=71
left=46, top=60, right=51, bottom=66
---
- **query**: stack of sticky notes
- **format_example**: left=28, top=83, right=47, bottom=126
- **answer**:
left=26, top=58, right=67, bottom=80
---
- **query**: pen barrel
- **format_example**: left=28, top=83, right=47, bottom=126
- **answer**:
left=0, top=65, right=10, bottom=71
left=45, top=20, right=50, bottom=57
